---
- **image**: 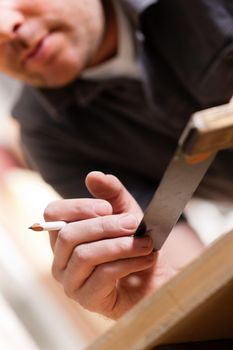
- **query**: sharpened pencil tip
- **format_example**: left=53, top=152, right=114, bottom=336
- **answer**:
left=28, top=223, right=43, bottom=232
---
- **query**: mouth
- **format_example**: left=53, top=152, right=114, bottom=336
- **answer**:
left=22, top=35, right=47, bottom=64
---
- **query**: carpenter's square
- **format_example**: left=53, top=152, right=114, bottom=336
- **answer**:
left=135, top=103, right=233, bottom=250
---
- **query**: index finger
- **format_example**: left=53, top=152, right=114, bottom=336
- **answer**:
left=44, top=198, right=112, bottom=249
left=44, top=198, right=112, bottom=222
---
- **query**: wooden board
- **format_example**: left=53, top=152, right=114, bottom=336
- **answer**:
left=86, top=229, right=233, bottom=350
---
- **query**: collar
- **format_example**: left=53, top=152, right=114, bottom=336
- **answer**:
left=82, top=0, right=141, bottom=80
left=123, top=0, right=158, bottom=14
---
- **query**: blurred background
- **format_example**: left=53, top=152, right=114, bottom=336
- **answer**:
left=0, top=73, right=113, bottom=350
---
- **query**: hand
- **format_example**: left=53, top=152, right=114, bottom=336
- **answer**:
left=44, top=172, right=176, bottom=319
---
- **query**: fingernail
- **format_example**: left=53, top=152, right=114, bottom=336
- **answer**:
left=139, top=235, right=153, bottom=248
left=119, top=215, right=138, bottom=230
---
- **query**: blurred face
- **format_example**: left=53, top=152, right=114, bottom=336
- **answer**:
left=0, top=0, right=105, bottom=87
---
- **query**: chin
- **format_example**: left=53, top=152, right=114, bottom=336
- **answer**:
left=12, top=55, right=85, bottom=88
left=47, top=75, right=79, bottom=88
left=20, top=68, right=81, bottom=88
left=39, top=76, right=78, bottom=88
left=42, top=55, right=86, bottom=87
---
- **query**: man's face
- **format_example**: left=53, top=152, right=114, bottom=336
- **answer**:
left=0, top=0, right=105, bottom=87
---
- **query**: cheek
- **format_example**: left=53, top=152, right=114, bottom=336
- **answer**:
left=0, top=44, right=7, bottom=63
left=56, top=30, right=95, bottom=72
left=0, top=46, right=16, bottom=73
left=14, top=0, right=49, bottom=14
left=52, top=48, right=83, bottom=80
left=35, top=46, right=84, bottom=87
left=1, top=45, right=25, bottom=76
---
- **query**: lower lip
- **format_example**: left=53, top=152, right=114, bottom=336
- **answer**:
left=25, top=34, right=56, bottom=67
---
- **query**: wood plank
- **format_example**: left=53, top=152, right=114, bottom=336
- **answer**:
left=86, top=230, right=233, bottom=350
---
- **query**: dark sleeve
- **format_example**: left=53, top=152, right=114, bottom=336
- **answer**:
left=139, top=0, right=233, bottom=107
left=12, top=86, right=91, bottom=199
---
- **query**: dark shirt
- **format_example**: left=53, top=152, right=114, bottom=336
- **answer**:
left=12, top=0, right=233, bottom=209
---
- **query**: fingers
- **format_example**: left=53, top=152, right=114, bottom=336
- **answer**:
left=44, top=198, right=112, bottom=249
left=67, top=253, right=156, bottom=315
left=53, top=213, right=139, bottom=270
left=43, top=172, right=150, bottom=318
left=85, top=171, right=142, bottom=217
left=44, top=198, right=112, bottom=222
left=59, top=235, right=154, bottom=295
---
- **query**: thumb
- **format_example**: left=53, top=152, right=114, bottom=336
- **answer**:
left=85, top=171, right=142, bottom=218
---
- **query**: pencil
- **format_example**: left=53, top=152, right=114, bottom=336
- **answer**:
left=29, top=221, right=66, bottom=232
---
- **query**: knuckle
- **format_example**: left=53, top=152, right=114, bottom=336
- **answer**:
left=43, top=200, right=60, bottom=221
left=69, top=199, right=105, bottom=217
left=95, top=263, right=115, bottom=279
left=71, top=244, right=90, bottom=265
left=99, top=216, right=116, bottom=234
left=72, top=201, right=86, bottom=216
left=57, top=227, right=71, bottom=246
left=92, top=200, right=113, bottom=217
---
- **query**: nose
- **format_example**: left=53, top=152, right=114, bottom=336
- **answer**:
left=0, top=9, right=24, bottom=44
